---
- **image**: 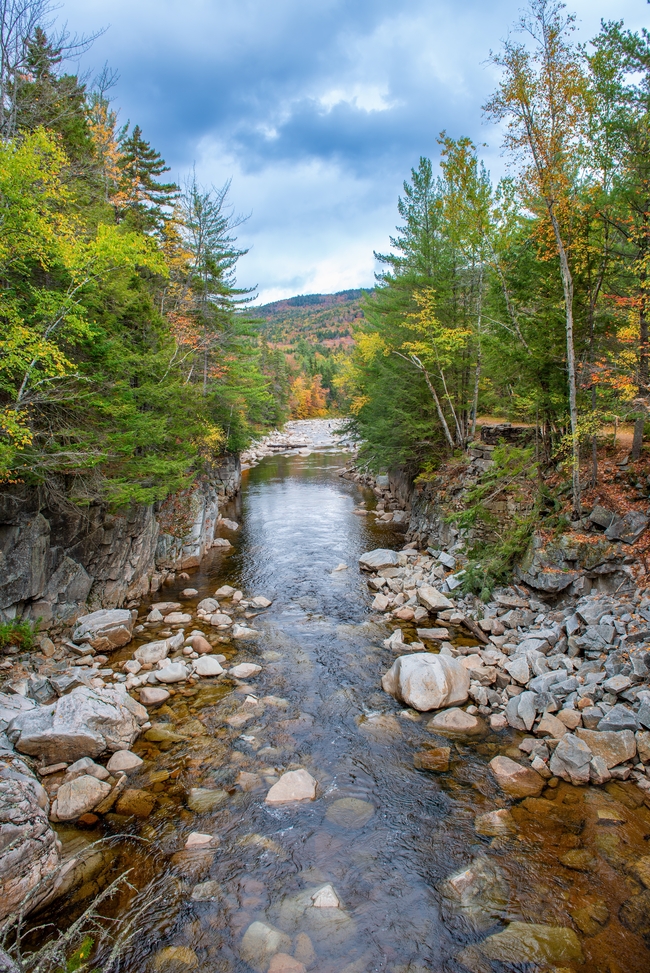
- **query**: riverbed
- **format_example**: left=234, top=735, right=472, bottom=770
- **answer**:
left=52, top=432, right=650, bottom=973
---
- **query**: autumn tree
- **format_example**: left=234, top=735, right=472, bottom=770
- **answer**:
left=485, top=0, right=588, bottom=514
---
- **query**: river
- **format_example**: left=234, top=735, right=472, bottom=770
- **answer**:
left=51, top=432, right=650, bottom=973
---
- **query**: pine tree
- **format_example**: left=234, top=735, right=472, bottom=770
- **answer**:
left=118, top=124, right=178, bottom=231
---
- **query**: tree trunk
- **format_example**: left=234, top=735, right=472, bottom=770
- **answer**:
left=632, top=416, right=645, bottom=461
left=548, top=206, right=581, bottom=516
left=421, top=365, right=456, bottom=450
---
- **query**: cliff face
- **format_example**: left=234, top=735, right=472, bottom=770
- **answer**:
left=0, top=455, right=241, bottom=629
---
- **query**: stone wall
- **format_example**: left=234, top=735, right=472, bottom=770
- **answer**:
left=0, top=456, right=241, bottom=629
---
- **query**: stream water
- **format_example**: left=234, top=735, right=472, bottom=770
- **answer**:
left=53, top=442, right=650, bottom=973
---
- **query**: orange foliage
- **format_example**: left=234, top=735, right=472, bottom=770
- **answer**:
left=289, top=374, right=327, bottom=418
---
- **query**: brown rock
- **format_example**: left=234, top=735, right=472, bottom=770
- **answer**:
left=187, top=635, right=212, bottom=654
left=556, top=709, right=582, bottom=730
left=489, top=755, right=545, bottom=798
left=576, top=728, right=636, bottom=769
left=414, top=747, right=451, bottom=772
left=535, top=713, right=568, bottom=738
left=115, top=788, right=156, bottom=818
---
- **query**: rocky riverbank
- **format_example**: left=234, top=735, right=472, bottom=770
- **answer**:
left=358, top=543, right=650, bottom=797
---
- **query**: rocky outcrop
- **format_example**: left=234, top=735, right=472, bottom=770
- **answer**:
left=0, top=751, right=60, bottom=921
left=0, top=455, right=241, bottom=628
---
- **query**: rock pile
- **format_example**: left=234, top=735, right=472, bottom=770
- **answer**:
left=362, top=542, right=650, bottom=798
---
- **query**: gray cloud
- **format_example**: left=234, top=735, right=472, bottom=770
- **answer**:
left=61, top=0, right=650, bottom=300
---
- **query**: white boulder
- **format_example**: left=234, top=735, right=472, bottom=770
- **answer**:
left=156, top=663, right=188, bottom=684
left=381, top=653, right=470, bottom=711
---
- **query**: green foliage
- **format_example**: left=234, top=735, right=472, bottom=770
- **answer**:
left=61, top=935, right=94, bottom=972
left=0, top=33, right=284, bottom=504
left=0, top=618, right=38, bottom=650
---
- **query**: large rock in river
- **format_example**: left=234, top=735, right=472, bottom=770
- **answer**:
left=359, top=549, right=400, bottom=571
left=6, top=686, right=147, bottom=763
left=382, top=652, right=470, bottom=711
left=0, top=752, right=61, bottom=921
left=72, top=608, right=134, bottom=652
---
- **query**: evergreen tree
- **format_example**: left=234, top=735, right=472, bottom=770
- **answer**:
left=118, top=124, right=178, bottom=231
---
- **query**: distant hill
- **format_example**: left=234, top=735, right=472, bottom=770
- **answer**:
left=254, top=288, right=371, bottom=347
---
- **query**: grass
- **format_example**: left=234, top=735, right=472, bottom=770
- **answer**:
left=0, top=619, right=38, bottom=651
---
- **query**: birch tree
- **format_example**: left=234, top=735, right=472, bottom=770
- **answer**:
left=485, top=0, right=588, bottom=514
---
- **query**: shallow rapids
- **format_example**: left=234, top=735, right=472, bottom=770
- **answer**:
left=52, top=441, right=650, bottom=973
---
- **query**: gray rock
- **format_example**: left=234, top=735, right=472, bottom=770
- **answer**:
left=6, top=686, right=143, bottom=763
left=517, top=692, right=537, bottom=731
left=605, top=510, right=648, bottom=544
left=0, top=692, right=35, bottom=733
left=49, top=668, right=93, bottom=696
left=597, top=704, right=639, bottom=732
left=504, top=657, right=530, bottom=685
left=27, top=676, right=56, bottom=705
left=438, top=552, right=456, bottom=569
left=529, top=671, right=562, bottom=694
left=638, top=701, right=650, bottom=730
left=416, top=585, right=453, bottom=613
left=72, top=609, right=134, bottom=652
left=589, top=505, right=616, bottom=529
left=505, top=696, right=525, bottom=731
left=197, top=598, right=219, bottom=613
left=518, top=637, right=550, bottom=655
left=359, top=549, right=400, bottom=571
left=603, top=674, right=632, bottom=694
left=549, top=733, right=592, bottom=784
left=0, top=753, right=60, bottom=921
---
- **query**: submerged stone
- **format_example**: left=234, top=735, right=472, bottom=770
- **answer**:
left=187, top=788, right=228, bottom=812
left=439, top=855, right=510, bottom=931
left=474, top=809, right=516, bottom=837
left=479, top=921, right=584, bottom=965
left=240, top=922, right=292, bottom=973
left=325, top=797, right=375, bottom=828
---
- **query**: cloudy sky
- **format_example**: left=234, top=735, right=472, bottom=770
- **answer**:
left=60, top=0, right=648, bottom=303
